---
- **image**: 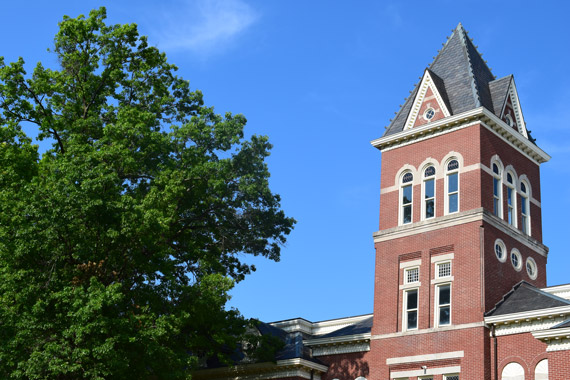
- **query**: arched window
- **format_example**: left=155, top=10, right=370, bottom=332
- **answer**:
left=520, top=180, right=530, bottom=235
left=534, top=359, right=548, bottom=380
left=400, top=172, right=413, bottom=225
left=446, top=159, right=459, bottom=214
left=492, top=162, right=503, bottom=218
left=501, top=362, right=525, bottom=380
left=423, top=165, right=436, bottom=219
left=506, top=171, right=517, bottom=227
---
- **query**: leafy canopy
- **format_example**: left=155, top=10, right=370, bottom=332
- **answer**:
left=0, top=8, right=294, bottom=379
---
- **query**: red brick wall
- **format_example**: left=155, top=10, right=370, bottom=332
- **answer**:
left=317, top=352, right=369, bottom=380
left=494, top=332, right=548, bottom=380
left=548, top=350, right=570, bottom=380
left=373, top=221, right=484, bottom=335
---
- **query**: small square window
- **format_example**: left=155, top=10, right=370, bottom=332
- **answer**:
left=437, top=262, right=451, bottom=278
left=405, top=267, right=419, bottom=284
left=445, top=375, right=459, bottom=380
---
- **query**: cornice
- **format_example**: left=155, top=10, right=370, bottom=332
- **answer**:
left=532, top=327, right=570, bottom=340
left=485, top=305, right=570, bottom=325
left=270, top=314, right=372, bottom=336
left=373, top=208, right=548, bottom=257
left=371, top=107, right=550, bottom=165
left=304, top=332, right=371, bottom=347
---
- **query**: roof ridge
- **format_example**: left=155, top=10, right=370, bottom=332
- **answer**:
left=455, top=23, right=483, bottom=109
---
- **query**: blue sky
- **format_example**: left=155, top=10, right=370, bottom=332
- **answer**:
left=2, top=1, right=569, bottom=323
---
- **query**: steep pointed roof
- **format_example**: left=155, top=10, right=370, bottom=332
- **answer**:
left=384, top=23, right=498, bottom=137
left=485, top=281, right=570, bottom=317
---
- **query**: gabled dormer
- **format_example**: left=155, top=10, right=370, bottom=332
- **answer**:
left=403, top=69, right=451, bottom=130
left=489, top=75, right=529, bottom=138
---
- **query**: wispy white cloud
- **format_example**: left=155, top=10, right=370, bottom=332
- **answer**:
left=151, top=0, right=259, bottom=55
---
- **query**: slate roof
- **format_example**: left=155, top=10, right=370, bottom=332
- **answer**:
left=485, top=281, right=570, bottom=317
left=384, top=23, right=517, bottom=138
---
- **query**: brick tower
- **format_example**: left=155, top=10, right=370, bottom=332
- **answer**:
left=196, top=23, right=570, bottom=380
left=369, top=23, right=550, bottom=379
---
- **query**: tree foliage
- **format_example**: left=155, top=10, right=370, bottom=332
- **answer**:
left=0, top=8, right=294, bottom=379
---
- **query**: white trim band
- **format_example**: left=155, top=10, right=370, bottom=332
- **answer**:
left=387, top=351, right=464, bottom=365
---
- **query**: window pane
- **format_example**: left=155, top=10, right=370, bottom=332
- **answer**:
left=493, top=178, right=499, bottom=196
left=426, top=199, right=435, bottom=218
left=493, top=163, right=499, bottom=174
left=407, top=290, right=418, bottom=309
left=447, top=160, right=459, bottom=171
left=449, top=193, right=458, bottom=213
left=508, top=208, right=513, bottom=225
left=522, top=216, right=527, bottom=233
left=493, top=198, right=498, bottom=215
left=521, top=198, right=527, bottom=214
left=403, top=172, right=413, bottom=183
left=403, top=205, right=411, bottom=224
left=439, top=285, right=450, bottom=304
left=448, top=173, right=458, bottom=193
left=507, top=188, right=512, bottom=204
left=407, top=311, right=417, bottom=329
left=425, top=166, right=435, bottom=177
left=425, top=179, right=434, bottom=198
left=439, top=306, right=450, bottom=325
left=403, top=185, right=412, bottom=204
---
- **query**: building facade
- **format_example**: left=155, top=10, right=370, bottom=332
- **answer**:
left=195, top=24, right=570, bottom=380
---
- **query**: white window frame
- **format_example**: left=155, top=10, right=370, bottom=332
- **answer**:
left=403, top=288, right=419, bottom=331
left=404, top=267, right=420, bottom=284
left=435, top=283, right=452, bottom=327
left=445, top=159, right=460, bottom=215
left=506, top=170, right=517, bottom=228
left=519, top=179, right=531, bottom=236
left=436, top=261, right=452, bottom=279
left=422, top=165, right=436, bottom=220
left=526, top=257, right=538, bottom=280
left=399, top=171, right=414, bottom=225
left=494, top=239, right=507, bottom=263
left=511, top=248, right=522, bottom=272
left=492, top=160, right=503, bottom=218
left=443, top=375, right=460, bottom=380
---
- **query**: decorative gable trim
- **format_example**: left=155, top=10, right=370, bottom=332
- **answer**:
left=500, top=79, right=528, bottom=138
left=403, top=70, right=451, bottom=130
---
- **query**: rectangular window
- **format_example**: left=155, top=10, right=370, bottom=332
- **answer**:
left=402, top=185, right=412, bottom=224
left=521, top=195, right=529, bottom=234
left=405, top=289, right=418, bottom=330
left=437, top=284, right=451, bottom=326
left=425, top=178, right=435, bottom=219
left=437, top=262, right=451, bottom=278
left=447, top=172, right=458, bottom=213
left=493, top=177, right=500, bottom=216
left=507, top=187, right=514, bottom=225
left=405, top=267, right=419, bottom=284
left=444, top=375, right=459, bottom=380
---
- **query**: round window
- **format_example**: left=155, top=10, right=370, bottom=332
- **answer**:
left=494, top=239, right=506, bottom=262
left=526, top=257, right=538, bottom=280
left=511, top=249, right=522, bottom=271
left=424, top=108, right=435, bottom=120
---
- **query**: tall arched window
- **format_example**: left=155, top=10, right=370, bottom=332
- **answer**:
left=492, top=162, right=503, bottom=218
left=520, top=180, right=530, bottom=235
left=446, top=159, right=459, bottom=214
left=423, top=165, right=436, bottom=219
left=400, top=172, right=413, bottom=225
left=506, top=171, right=517, bottom=227
left=534, top=359, right=548, bottom=380
left=501, top=362, right=525, bottom=380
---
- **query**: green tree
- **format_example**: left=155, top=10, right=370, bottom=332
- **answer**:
left=0, top=8, right=294, bottom=379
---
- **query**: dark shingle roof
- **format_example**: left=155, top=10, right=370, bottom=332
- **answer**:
left=485, top=281, right=570, bottom=317
left=384, top=23, right=498, bottom=137
left=488, top=75, right=513, bottom=116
